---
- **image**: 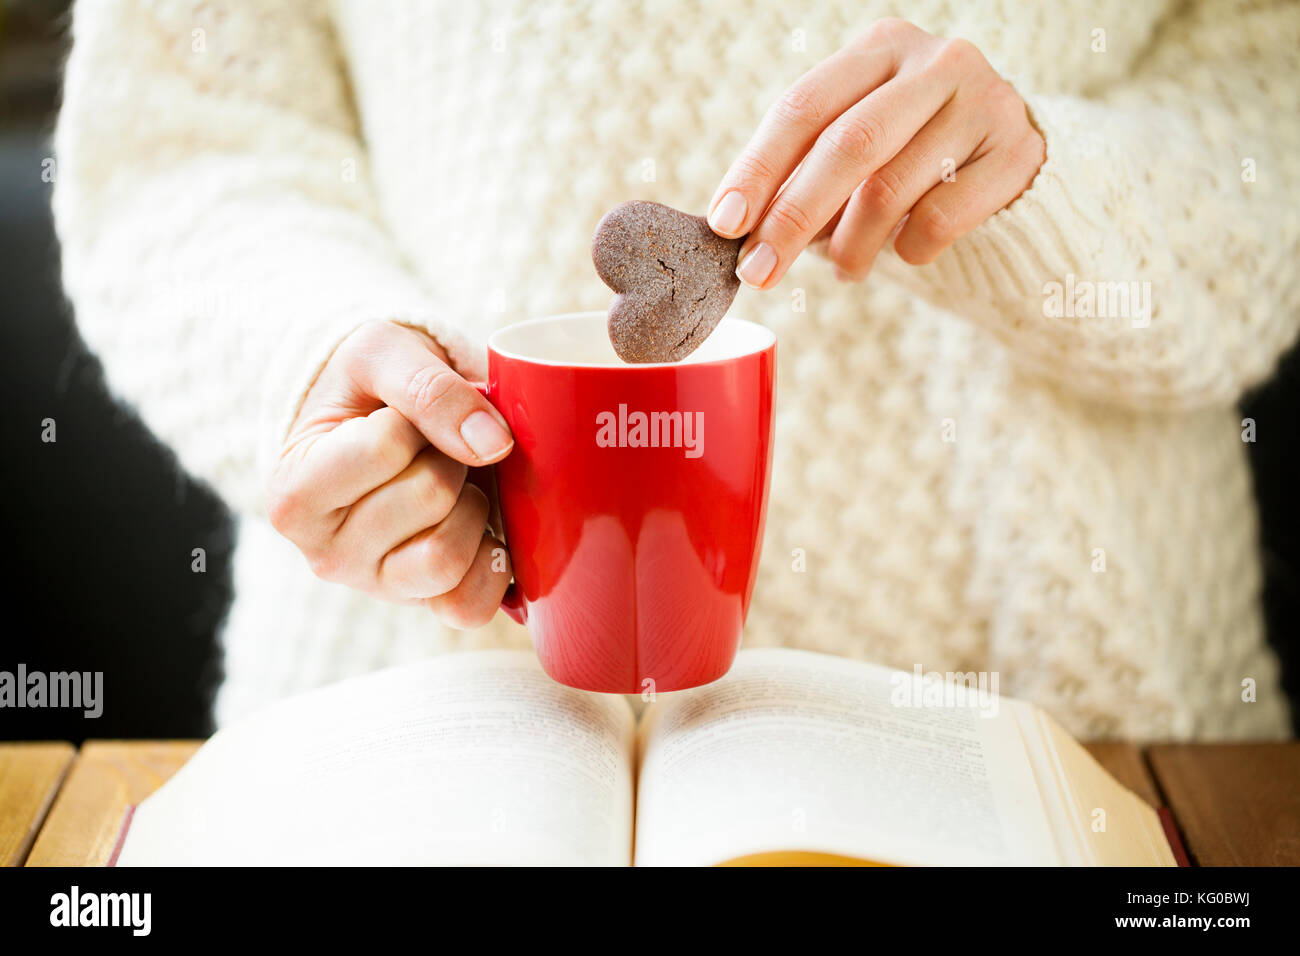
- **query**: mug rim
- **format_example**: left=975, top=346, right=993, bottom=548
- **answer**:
left=487, top=310, right=775, bottom=369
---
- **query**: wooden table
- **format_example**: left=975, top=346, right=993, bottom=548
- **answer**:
left=2, top=740, right=1297, bottom=866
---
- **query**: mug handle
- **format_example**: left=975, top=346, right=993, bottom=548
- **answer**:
left=471, top=381, right=527, bottom=626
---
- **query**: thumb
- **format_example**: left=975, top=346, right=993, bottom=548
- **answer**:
left=352, top=323, right=514, bottom=466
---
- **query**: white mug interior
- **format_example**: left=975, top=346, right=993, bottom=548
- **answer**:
left=488, top=311, right=775, bottom=368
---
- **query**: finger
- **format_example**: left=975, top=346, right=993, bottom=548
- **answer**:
left=706, top=19, right=918, bottom=239
left=466, top=465, right=505, bottom=539
left=736, top=69, right=957, bottom=290
left=377, top=483, right=492, bottom=600
left=894, top=132, right=1044, bottom=265
left=812, top=205, right=845, bottom=244
left=333, top=446, right=468, bottom=567
left=827, top=101, right=985, bottom=279
left=424, top=533, right=512, bottom=629
left=346, top=323, right=514, bottom=466
left=268, top=406, right=425, bottom=535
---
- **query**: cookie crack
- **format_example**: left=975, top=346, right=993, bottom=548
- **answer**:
left=674, top=309, right=710, bottom=352
left=657, top=258, right=677, bottom=301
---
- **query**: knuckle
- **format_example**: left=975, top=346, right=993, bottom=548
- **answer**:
left=336, top=320, right=402, bottom=386
left=771, top=82, right=830, bottom=129
left=821, top=114, right=884, bottom=167
left=459, top=482, right=491, bottom=522
left=413, top=453, right=462, bottom=519
left=405, top=364, right=460, bottom=418
left=730, top=150, right=779, bottom=189
left=306, top=548, right=346, bottom=584
left=984, top=79, right=1026, bottom=123
left=420, top=535, right=471, bottom=596
left=763, top=199, right=815, bottom=240
left=411, top=535, right=455, bottom=595
left=359, top=427, right=410, bottom=478
left=865, top=17, right=916, bottom=44
left=420, top=487, right=488, bottom=594
left=861, top=169, right=906, bottom=213
left=265, top=475, right=306, bottom=535
left=1014, top=131, right=1046, bottom=169
left=932, top=37, right=982, bottom=71
left=916, top=204, right=954, bottom=244
left=345, top=318, right=396, bottom=355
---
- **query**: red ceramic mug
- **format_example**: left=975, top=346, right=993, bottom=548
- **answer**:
left=474, top=311, right=775, bottom=694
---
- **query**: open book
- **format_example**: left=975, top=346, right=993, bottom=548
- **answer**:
left=116, top=649, right=1175, bottom=866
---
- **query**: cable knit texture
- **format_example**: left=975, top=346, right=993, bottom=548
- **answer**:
left=54, top=0, right=1298, bottom=738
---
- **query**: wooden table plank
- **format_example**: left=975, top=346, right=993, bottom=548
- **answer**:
left=1147, top=742, right=1300, bottom=866
left=1082, top=741, right=1162, bottom=808
left=25, top=740, right=201, bottom=867
left=0, top=742, right=76, bottom=866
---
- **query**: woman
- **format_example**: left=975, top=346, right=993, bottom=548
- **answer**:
left=55, top=0, right=1298, bottom=737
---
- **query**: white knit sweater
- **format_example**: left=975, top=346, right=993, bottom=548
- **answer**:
left=55, top=0, right=1299, bottom=738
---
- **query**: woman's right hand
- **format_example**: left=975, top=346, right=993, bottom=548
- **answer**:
left=266, top=320, right=514, bottom=628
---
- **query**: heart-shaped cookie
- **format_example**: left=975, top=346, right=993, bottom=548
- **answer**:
left=592, top=200, right=743, bottom=363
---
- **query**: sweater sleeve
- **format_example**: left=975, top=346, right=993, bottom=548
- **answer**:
left=873, top=0, right=1300, bottom=410
left=53, top=0, right=484, bottom=517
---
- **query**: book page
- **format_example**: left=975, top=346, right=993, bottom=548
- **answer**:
left=1017, top=709, right=1175, bottom=866
left=117, top=651, right=636, bottom=866
left=633, top=648, right=1060, bottom=866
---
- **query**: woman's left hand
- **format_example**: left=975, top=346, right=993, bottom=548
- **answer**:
left=708, top=18, right=1046, bottom=287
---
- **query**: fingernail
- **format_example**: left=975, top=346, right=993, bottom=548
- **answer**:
left=736, top=242, right=777, bottom=288
left=460, top=411, right=513, bottom=459
left=708, top=190, right=748, bottom=236
left=833, top=265, right=852, bottom=282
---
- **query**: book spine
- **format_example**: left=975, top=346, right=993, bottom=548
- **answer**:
left=1157, top=807, right=1191, bottom=867
left=106, top=804, right=137, bottom=868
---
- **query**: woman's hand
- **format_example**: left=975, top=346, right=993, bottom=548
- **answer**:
left=266, top=320, right=514, bottom=627
left=708, top=18, right=1045, bottom=286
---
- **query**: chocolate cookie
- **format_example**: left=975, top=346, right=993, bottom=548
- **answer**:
left=592, top=200, right=743, bottom=363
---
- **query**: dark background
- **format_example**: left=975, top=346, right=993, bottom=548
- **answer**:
left=1, top=0, right=1296, bottom=742
left=2, top=0, right=231, bottom=741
